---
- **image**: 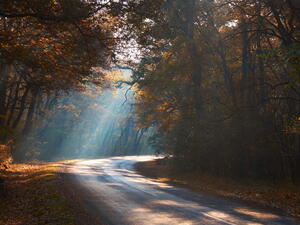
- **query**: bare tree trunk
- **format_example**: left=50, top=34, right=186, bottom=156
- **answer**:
left=132, top=128, right=146, bottom=155
left=240, top=19, right=250, bottom=108
left=256, top=36, right=266, bottom=105
left=6, top=77, right=21, bottom=127
left=0, top=64, right=9, bottom=129
left=12, top=87, right=29, bottom=129
left=23, top=89, right=39, bottom=135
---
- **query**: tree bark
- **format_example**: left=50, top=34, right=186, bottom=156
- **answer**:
left=12, top=87, right=29, bottom=129
left=23, top=89, right=39, bottom=135
left=6, top=77, right=21, bottom=127
left=0, top=64, right=9, bottom=128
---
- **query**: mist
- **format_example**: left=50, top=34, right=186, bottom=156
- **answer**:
left=16, top=70, right=154, bottom=161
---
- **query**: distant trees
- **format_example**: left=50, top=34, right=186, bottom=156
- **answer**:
left=131, top=0, right=300, bottom=182
left=21, top=80, right=152, bottom=161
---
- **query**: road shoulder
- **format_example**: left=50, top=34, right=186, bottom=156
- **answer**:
left=0, top=161, right=103, bottom=225
left=135, top=159, right=300, bottom=219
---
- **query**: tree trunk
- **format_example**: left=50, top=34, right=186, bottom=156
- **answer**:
left=6, top=78, right=21, bottom=127
left=0, top=63, right=10, bottom=142
left=12, top=87, right=29, bottom=129
left=0, top=64, right=9, bottom=128
left=23, top=89, right=39, bottom=135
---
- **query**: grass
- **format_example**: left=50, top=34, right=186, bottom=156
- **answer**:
left=0, top=161, right=101, bottom=225
left=135, top=159, right=300, bottom=218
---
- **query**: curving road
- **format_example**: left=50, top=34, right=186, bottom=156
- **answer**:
left=64, top=156, right=298, bottom=225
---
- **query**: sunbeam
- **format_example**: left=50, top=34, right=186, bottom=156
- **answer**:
left=17, top=70, right=154, bottom=161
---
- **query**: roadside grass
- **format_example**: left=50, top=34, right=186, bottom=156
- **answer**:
left=0, top=160, right=101, bottom=225
left=135, top=160, right=300, bottom=218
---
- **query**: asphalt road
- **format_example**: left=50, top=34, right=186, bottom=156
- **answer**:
left=64, top=156, right=299, bottom=225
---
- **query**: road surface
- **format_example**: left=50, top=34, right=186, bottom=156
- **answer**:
left=64, top=156, right=298, bottom=225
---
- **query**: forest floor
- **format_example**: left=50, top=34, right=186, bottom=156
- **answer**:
left=0, top=161, right=102, bottom=225
left=135, top=159, right=300, bottom=219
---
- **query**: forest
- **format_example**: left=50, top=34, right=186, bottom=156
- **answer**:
left=0, top=0, right=300, bottom=185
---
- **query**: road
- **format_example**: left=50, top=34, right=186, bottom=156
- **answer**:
left=64, top=156, right=298, bottom=225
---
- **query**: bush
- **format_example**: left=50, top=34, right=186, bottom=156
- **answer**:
left=0, top=144, right=12, bottom=170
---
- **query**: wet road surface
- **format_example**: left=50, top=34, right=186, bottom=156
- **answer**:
left=64, top=156, right=299, bottom=225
